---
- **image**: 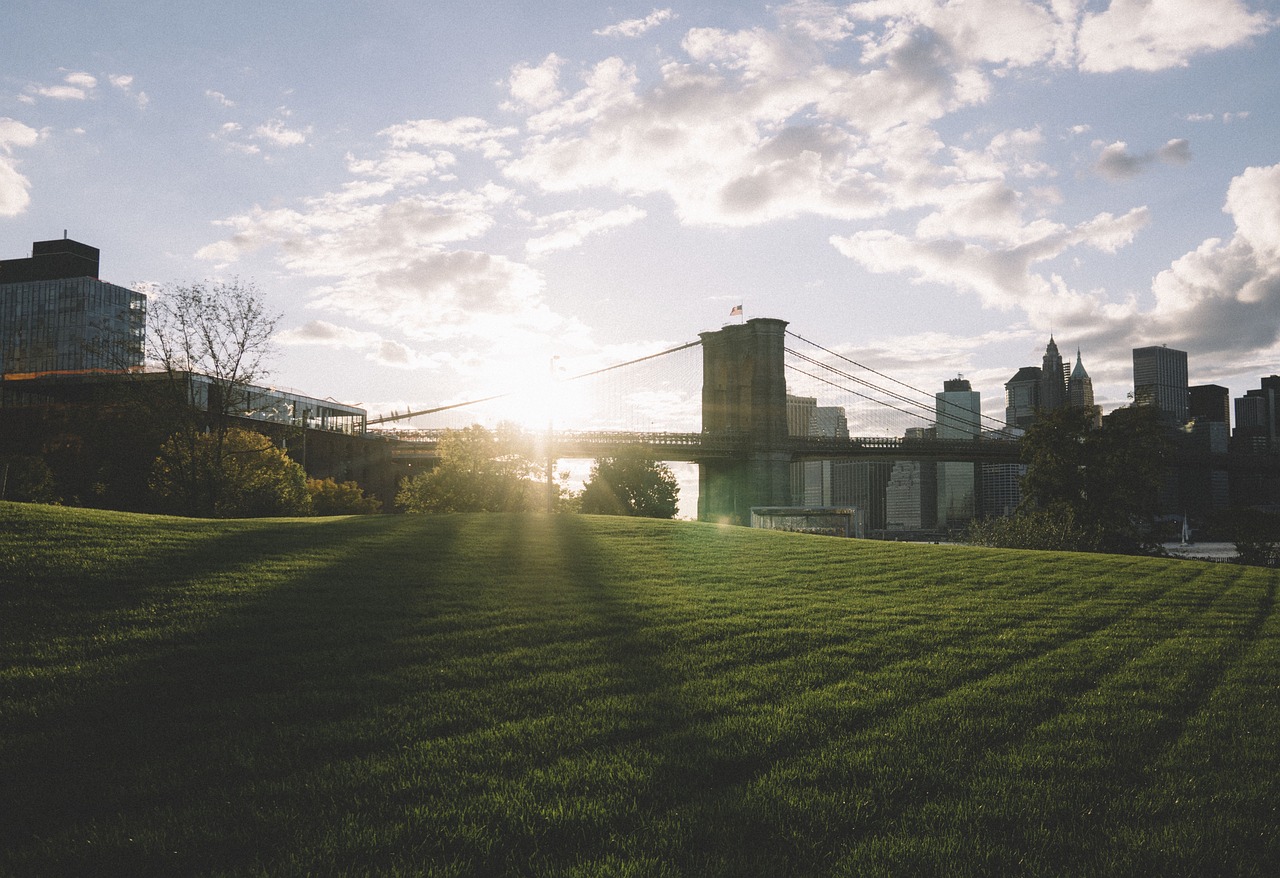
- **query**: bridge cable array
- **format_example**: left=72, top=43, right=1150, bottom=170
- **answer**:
left=784, top=330, right=1010, bottom=437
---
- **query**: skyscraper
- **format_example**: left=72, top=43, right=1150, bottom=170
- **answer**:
left=1067, top=349, right=1100, bottom=426
left=1132, top=345, right=1189, bottom=424
left=1004, top=366, right=1041, bottom=430
left=936, top=377, right=980, bottom=529
left=1039, top=337, right=1067, bottom=413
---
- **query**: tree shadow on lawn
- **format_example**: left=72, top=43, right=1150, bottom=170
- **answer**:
left=1, top=514, right=460, bottom=877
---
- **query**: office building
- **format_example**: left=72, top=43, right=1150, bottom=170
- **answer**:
left=1004, top=366, right=1041, bottom=430
left=1133, top=345, right=1189, bottom=425
left=0, top=237, right=145, bottom=376
left=1232, top=376, right=1279, bottom=453
left=1067, top=349, right=1100, bottom=426
left=1040, top=337, right=1067, bottom=412
left=1189, top=384, right=1231, bottom=428
left=886, top=427, right=937, bottom=532
left=802, top=405, right=848, bottom=507
left=936, top=377, right=980, bottom=529
left=786, top=394, right=816, bottom=505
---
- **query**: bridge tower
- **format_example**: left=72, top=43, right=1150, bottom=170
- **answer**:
left=698, top=317, right=791, bottom=524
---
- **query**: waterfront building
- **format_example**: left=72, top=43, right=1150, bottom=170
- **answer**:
left=0, top=237, right=145, bottom=376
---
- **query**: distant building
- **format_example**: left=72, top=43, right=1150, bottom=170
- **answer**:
left=832, top=460, right=892, bottom=532
left=936, top=377, right=980, bottom=529
left=1040, top=337, right=1067, bottom=413
left=0, top=237, right=145, bottom=376
left=1004, top=366, right=1041, bottom=430
left=1189, top=384, right=1231, bottom=428
left=1133, top=345, right=1189, bottom=425
left=886, top=426, right=937, bottom=533
left=803, top=405, right=848, bottom=507
left=785, top=394, right=816, bottom=505
left=1232, top=376, right=1279, bottom=453
left=1067, top=349, right=1100, bottom=426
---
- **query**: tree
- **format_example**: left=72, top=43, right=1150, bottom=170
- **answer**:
left=1015, top=403, right=1172, bottom=553
left=307, top=477, right=382, bottom=515
left=579, top=455, right=679, bottom=518
left=396, top=424, right=538, bottom=513
left=143, top=278, right=281, bottom=513
left=0, top=455, right=58, bottom=504
left=151, top=427, right=310, bottom=517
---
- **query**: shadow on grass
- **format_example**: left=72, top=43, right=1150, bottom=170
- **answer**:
left=1, top=514, right=461, bottom=877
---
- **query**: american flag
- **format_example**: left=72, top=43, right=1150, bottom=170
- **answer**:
left=729, top=304, right=743, bottom=317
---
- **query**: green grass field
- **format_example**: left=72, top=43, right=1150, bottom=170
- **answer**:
left=2, top=502, right=1278, bottom=877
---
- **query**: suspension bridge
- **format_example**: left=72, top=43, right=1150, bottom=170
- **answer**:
left=374, top=318, right=1020, bottom=524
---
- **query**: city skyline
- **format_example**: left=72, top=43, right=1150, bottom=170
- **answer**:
left=3, top=1, right=1279, bottom=432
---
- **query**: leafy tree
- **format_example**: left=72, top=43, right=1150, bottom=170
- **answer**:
left=151, top=427, right=310, bottom=517
left=396, top=424, right=538, bottom=513
left=579, top=455, right=679, bottom=519
left=966, top=503, right=1099, bottom=552
left=1015, top=403, right=1172, bottom=553
left=0, top=455, right=58, bottom=504
left=1225, top=509, right=1280, bottom=568
left=307, top=477, right=382, bottom=515
left=142, top=278, right=282, bottom=513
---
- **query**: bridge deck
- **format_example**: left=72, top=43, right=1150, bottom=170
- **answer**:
left=387, top=430, right=1027, bottom=464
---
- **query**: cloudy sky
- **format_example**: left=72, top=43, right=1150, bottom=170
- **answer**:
left=4, top=0, right=1279, bottom=435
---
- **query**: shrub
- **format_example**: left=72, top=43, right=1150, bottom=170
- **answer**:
left=307, top=478, right=381, bottom=515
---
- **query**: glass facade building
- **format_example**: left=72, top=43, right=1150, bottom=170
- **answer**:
left=0, top=276, right=145, bottom=376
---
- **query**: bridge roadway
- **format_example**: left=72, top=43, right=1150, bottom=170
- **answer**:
left=387, top=430, right=1027, bottom=464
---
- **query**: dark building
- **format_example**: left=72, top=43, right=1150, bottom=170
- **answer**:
left=0, top=237, right=101, bottom=282
left=1190, top=384, right=1231, bottom=428
left=1232, top=376, right=1279, bottom=453
left=1039, top=337, right=1067, bottom=413
left=1004, top=365, right=1041, bottom=430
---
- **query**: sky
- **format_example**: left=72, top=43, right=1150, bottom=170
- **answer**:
left=4, top=0, right=1280, bottom=443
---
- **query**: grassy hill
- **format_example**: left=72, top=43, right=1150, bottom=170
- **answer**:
left=2, top=502, right=1278, bottom=877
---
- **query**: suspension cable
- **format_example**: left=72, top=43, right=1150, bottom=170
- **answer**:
left=786, top=329, right=1008, bottom=432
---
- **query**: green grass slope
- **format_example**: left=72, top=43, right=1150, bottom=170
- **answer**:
left=2, top=503, right=1278, bottom=877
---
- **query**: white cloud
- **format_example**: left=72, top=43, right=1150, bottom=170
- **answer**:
left=278, top=320, right=437, bottom=369
left=831, top=207, right=1149, bottom=310
left=109, top=73, right=149, bottom=108
left=206, top=90, right=236, bottom=108
left=0, top=118, right=41, bottom=216
left=1077, top=0, right=1273, bottom=72
left=525, top=204, right=646, bottom=256
left=1093, top=138, right=1193, bottom=180
left=254, top=119, right=310, bottom=147
left=24, top=71, right=99, bottom=101
left=595, top=8, right=676, bottom=39
left=380, top=116, right=516, bottom=159
left=1145, top=164, right=1280, bottom=352
left=505, top=54, right=566, bottom=112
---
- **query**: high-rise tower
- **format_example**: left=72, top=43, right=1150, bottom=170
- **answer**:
left=1039, top=336, right=1067, bottom=412
left=1067, top=349, right=1100, bottom=426
left=1133, top=345, right=1189, bottom=425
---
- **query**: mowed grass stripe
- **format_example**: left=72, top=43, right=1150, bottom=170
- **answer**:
left=3, top=505, right=1279, bottom=877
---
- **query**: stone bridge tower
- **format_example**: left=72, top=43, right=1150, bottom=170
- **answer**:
left=698, top=317, right=792, bottom=524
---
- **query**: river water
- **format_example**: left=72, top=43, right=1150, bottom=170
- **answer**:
left=1160, top=542, right=1239, bottom=562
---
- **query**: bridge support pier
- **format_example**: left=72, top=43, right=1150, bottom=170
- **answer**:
left=697, top=317, right=791, bottom=525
